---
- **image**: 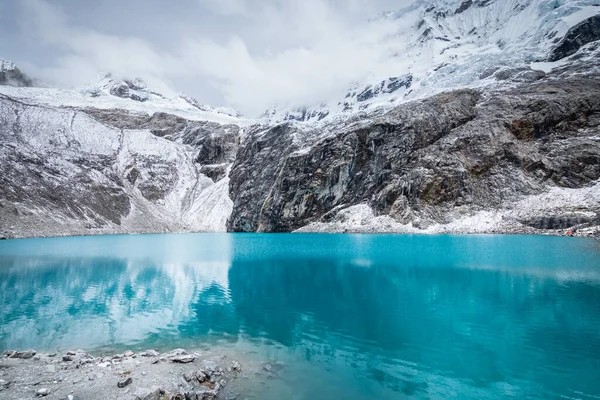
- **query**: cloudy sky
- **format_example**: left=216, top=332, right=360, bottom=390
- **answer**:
left=0, top=0, right=416, bottom=115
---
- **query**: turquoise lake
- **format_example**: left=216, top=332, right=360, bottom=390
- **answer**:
left=1, top=233, right=600, bottom=399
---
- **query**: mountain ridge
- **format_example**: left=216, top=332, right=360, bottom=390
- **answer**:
left=265, top=0, right=600, bottom=123
left=1, top=0, right=600, bottom=239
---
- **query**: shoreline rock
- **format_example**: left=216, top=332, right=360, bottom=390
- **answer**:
left=0, top=348, right=245, bottom=400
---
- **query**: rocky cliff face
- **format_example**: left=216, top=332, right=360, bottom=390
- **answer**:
left=228, top=46, right=600, bottom=236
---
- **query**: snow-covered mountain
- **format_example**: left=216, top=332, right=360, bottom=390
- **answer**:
left=0, top=63, right=251, bottom=237
left=0, top=60, right=33, bottom=87
left=1, top=0, right=600, bottom=238
left=266, top=0, right=600, bottom=123
left=0, top=70, right=249, bottom=126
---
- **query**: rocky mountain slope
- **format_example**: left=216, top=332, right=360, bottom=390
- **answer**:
left=1, top=0, right=600, bottom=238
left=230, top=63, right=600, bottom=235
left=0, top=76, right=246, bottom=238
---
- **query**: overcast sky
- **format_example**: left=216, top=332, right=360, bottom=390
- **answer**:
left=0, top=0, right=415, bottom=115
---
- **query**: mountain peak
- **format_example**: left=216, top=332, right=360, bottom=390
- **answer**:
left=0, top=59, right=33, bottom=88
left=264, top=0, right=600, bottom=124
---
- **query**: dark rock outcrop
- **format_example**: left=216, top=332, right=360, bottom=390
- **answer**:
left=199, top=164, right=229, bottom=182
left=84, top=108, right=240, bottom=165
left=228, top=76, right=600, bottom=232
left=549, top=14, right=600, bottom=61
left=0, top=63, right=32, bottom=87
left=455, top=0, right=473, bottom=14
left=108, top=79, right=150, bottom=102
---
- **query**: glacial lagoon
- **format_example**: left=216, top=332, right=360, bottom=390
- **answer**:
left=1, top=233, right=599, bottom=399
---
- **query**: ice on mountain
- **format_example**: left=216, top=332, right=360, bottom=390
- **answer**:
left=264, top=0, right=600, bottom=124
left=179, top=93, right=242, bottom=118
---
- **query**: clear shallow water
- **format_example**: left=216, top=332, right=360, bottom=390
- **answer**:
left=1, top=234, right=600, bottom=399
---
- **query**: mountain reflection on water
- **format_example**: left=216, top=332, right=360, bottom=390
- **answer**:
left=1, top=233, right=600, bottom=399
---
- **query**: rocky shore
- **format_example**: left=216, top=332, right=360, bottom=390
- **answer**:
left=0, top=348, right=255, bottom=400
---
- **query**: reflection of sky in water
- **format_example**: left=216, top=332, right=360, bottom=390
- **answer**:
left=1, top=233, right=600, bottom=399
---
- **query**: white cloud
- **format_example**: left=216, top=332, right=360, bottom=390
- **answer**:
left=18, top=0, right=416, bottom=116
left=19, top=0, right=176, bottom=95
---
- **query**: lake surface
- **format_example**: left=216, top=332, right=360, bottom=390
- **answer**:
left=1, top=234, right=600, bottom=399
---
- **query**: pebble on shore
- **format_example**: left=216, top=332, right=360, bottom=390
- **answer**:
left=0, top=348, right=246, bottom=400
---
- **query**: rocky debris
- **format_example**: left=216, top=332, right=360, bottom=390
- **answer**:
left=141, top=349, right=160, bottom=357
left=134, top=386, right=162, bottom=400
left=117, top=377, right=133, bottom=388
left=60, top=350, right=96, bottom=366
left=6, top=349, right=36, bottom=359
left=549, top=15, right=600, bottom=61
left=519, top=213, right=598, bottom=230
left=177, top=360, right=235, bottom=400
left=170, top=355, right=196, bottom=364
left=0, top=348, right=246, bottom=400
